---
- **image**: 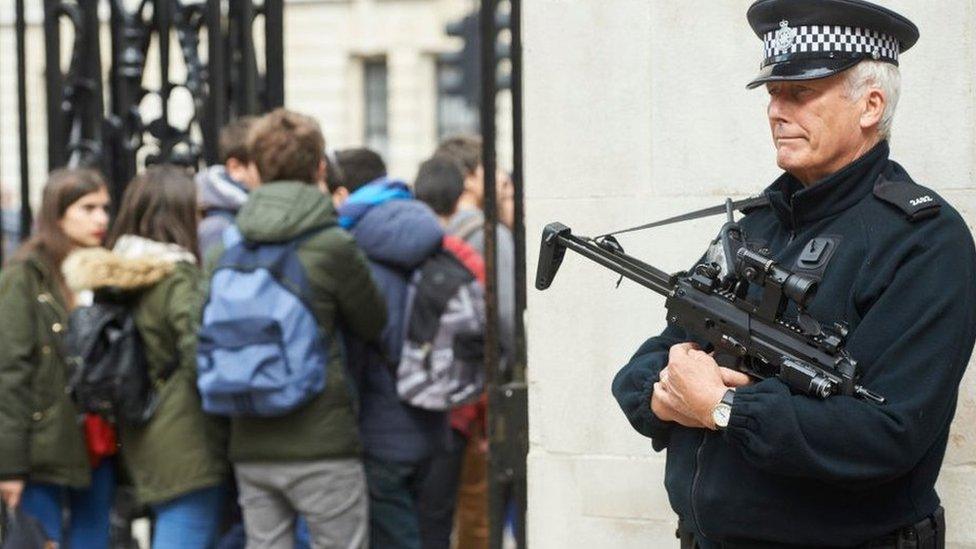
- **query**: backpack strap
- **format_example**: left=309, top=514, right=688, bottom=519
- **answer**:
left=406, top=250, right=474, bottom=344
left=217, top=222, right=336, bottom=306
left=221, top=224, right=244, bottom=249
left=443, top=235, right=485, bottom=284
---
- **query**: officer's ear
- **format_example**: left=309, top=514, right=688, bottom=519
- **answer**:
left=859, top=87, right=886, bottom=133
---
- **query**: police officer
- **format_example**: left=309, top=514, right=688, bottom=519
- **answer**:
left=611, top=1, right=976, bottom=547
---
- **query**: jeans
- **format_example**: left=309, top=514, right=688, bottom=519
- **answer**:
left=417, top=430, right=467, bottom=549
left=151, top=485, right=226, bottom=549
left=363, top=457, right=432, bottom=549
left=19, top=458, right=116, bottom=548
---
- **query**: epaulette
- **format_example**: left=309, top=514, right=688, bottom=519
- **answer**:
left=873, top=178, right=941, bottom=222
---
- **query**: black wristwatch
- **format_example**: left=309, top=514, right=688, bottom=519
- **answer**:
left=711, top=389, right=736, bottom=430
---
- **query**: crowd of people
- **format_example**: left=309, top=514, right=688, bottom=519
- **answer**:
left=0, top=107, right=517, bottom=549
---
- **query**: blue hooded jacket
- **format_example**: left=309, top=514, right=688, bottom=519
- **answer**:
left=339, top=179, right=448, bottom=463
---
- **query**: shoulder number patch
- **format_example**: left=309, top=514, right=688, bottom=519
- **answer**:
left=873, top=179, right=941, bottom=222
left=909, top=195, right=933, bottom=207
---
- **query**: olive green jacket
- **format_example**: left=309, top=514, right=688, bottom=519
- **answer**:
left=64, top=238, right=228, bottom=504
left=0, top=254, right=90, bottom=487
left=205, top=182, right=386, bottom=463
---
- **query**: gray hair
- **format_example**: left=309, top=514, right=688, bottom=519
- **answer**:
left=844, top=60, right=901, bottom=140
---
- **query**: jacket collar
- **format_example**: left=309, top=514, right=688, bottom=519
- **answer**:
left=764, top=140, right=890, bottom=231
left=338, top=177, right=412, bottom=229
left=237, top=182, right=337, bottom=243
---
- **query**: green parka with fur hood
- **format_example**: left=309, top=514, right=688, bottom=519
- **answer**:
left=63, top=236, right=228, bottom=505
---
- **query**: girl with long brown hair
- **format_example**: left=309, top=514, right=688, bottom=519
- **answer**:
left=63, top=164, right=228, bottom=549
left=0, top=168, right=115, bottom=546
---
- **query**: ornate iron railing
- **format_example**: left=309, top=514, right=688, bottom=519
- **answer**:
left=4, top=0, right=284, bottom=256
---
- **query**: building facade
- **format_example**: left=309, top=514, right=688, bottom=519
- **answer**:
left=0, top=0, right=509, bottom=211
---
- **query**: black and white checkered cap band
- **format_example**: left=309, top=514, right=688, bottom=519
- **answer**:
left=762, top=23, right=900, bottom=66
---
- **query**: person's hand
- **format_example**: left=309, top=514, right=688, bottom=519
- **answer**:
left=0, top=479, right=25, bottom=509
left=651, top=380, right=707, bottom=428
left=719, top=366, right=752, bottom=389
left=659, top=343, right=737, bottom=429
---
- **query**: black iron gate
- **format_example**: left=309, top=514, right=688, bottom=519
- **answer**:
left=3, top=0, right=283, bottom=263
left=480, top=0, right=528, bottom=547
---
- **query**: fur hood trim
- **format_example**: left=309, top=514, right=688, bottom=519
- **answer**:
left=63, top=247, right=178, bottom=292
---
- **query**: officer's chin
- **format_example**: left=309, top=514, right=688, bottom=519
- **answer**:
left=774, top=142, right=810, bottom=172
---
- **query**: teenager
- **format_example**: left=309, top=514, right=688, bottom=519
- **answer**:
left=0, top=168, right=114, bottom=547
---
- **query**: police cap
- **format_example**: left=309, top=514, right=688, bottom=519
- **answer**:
left=746, top=0, right=919, bottom=89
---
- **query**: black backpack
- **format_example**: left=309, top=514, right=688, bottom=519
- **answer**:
left=396, top=235, right=487, bottom=411
left=65, top=290, right=158, bottom=425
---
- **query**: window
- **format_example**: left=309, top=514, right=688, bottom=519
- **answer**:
left=363, top=58, right=389, bottom=158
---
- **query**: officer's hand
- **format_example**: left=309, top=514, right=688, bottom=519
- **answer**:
left=719, top=367, right=752, bottom=388
left=0, top=479, right=24, bottom=509
left=651, top=380, right=706, bottom=428
left=661, top=343, right=728, bottom=429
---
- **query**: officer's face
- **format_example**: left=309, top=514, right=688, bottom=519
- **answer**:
left=766, top=73, right=875, bottom=185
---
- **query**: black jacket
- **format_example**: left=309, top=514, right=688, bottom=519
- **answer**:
left=612, top=141, right=976, bottom=547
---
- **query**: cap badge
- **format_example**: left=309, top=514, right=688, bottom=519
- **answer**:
left=774, top=20, right=798, bottom=53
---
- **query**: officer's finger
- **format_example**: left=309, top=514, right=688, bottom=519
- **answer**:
left=719, top=367, right=753, bottom=387
left=653, top=386, right=703, bottom=428
left=668, top=342, right=696, bottom=364
left=651, top=382, right=675, bottom=420
left=688, top=349, right=715, bottom=363
left=653, top=383, right=694, bottom=421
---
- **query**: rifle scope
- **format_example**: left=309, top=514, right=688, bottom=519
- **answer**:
left=736, top=248, right=818, bottom=308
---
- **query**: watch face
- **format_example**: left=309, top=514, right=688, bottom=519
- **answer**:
left=712, top=404, right=731, bottom=428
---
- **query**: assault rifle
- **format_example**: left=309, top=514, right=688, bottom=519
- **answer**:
left=535, top=210, right=886, bottom=404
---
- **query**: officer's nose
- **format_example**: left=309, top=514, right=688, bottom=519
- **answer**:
left=767, top=94, right=788, bottom=123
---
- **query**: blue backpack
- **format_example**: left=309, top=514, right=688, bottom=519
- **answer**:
left=197, top=225, right=330, bottom=417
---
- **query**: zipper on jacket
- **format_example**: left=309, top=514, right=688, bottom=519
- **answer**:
left=690, top=430, right=711, bottom=542
left=788, top=195, right=799, bottom=244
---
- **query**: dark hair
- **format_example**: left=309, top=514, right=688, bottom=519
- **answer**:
left=14, top=168, right=108, bottom=296
left=106, top=165, right=200, bottom=262
left=333, top=148, right=387, bottom=194
left=219, top=116, right=257, bottom=163
left=248, top=108, right=325, bottom=185
left=324, top=149, right=346, bottom=193
left=435, top=134, right=482, bottom=176
left=414, top=154, right=464, bottom=216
